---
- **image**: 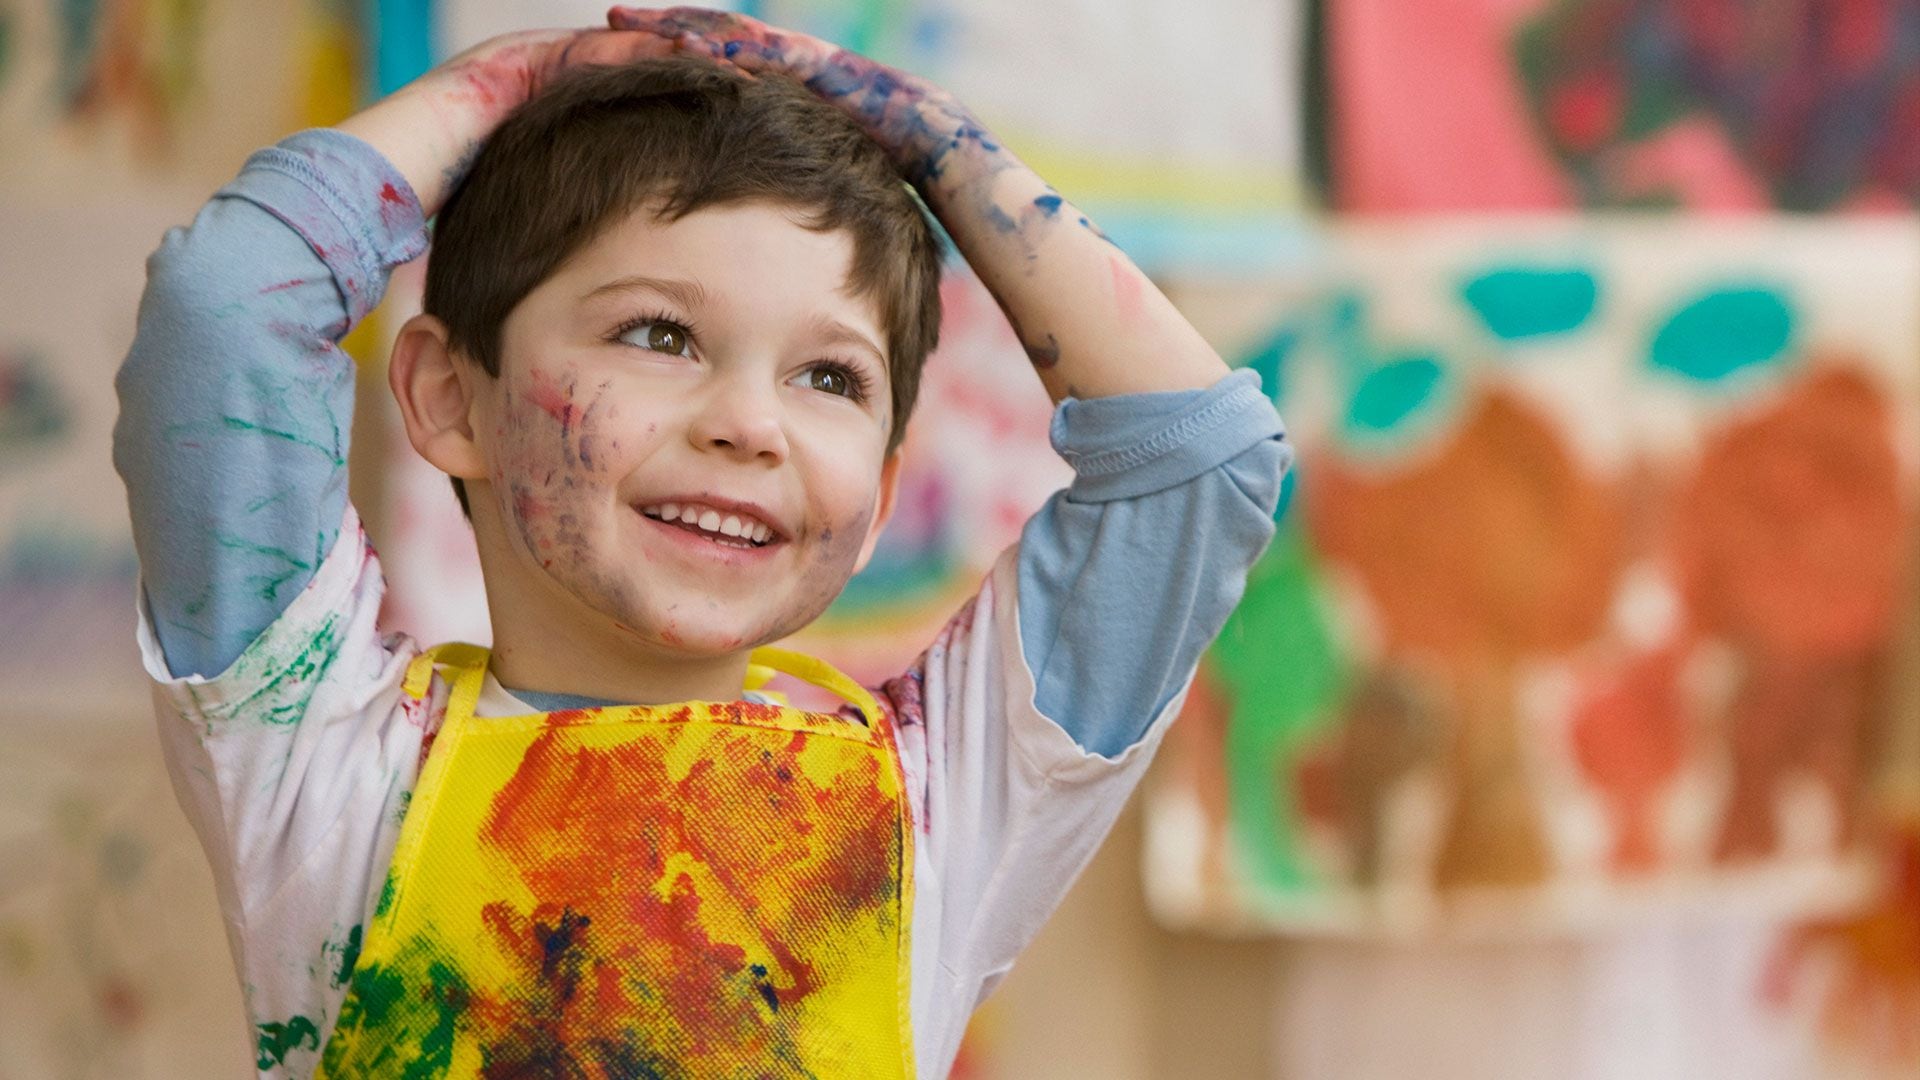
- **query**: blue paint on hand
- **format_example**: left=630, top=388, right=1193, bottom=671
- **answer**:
left=1032, top=193, right=1063, bottom=217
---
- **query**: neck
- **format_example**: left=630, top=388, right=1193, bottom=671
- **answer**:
left=466, top=489, right=756, bottom=704
left=487, top=606, right=753, bottom=705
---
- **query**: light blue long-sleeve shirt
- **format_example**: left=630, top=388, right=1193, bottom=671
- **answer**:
left=114, top=128, right=1289, bottom=757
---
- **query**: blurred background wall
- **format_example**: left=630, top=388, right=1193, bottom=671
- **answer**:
left=2, top=0, right=1917, bottom=1077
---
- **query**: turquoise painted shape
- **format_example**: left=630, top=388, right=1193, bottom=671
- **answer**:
left=1325, top=292, right=1450, bottom=437
left=1649, top=286, right=1796, bottom=382
left=1236, top=322, right=1301, bottom=407
left=1460, top=266, right=1599, bottom=341
left=1345, top=355, right=1445, bottom=434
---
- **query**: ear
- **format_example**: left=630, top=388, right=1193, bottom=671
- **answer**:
left=389, top=313, right=489, bottom=482
left=852, top=449, right=905, bottom=575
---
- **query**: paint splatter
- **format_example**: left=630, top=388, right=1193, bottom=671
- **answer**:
left=1345, top=356, right=1445, bottom=435
left=523, top=370, right=576, bottom=428
left=326, top=924, right=363, bottom=989
left=1648, top=285, right=1795, bottom=382
left=1324, top=294, right=1453, bottom=439
left=257, top=1014, right=321, bottom=1070
left=1767, top=827, right=1920, bottom=1066
left=1517, top=0, right=1920, bottom=209
left=1461, top=265, right=1600, bottom=341
left=320, top=698, right=911, bottom=1075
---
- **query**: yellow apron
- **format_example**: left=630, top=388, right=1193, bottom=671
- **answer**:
left=316, top=643, right=915, bottom=1079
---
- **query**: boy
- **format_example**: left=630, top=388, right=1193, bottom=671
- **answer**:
left=115, top=8, right=1288, bottom=1077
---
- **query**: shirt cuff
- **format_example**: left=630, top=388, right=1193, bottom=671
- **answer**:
left=213, top=128, right=429, bottom=325
left=1050, top=368, right=1286, bottom=503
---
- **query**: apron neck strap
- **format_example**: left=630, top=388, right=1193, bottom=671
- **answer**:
left=746, top=646, right=883, bottom=726
left=403, top=642, right=883, bottom=726
left=404, top=642, right=491, bottom=721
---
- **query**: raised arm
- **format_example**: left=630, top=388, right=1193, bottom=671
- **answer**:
left=606, top=6, right=1230, bottom=403
left=115, top=29, right=677, bottom=679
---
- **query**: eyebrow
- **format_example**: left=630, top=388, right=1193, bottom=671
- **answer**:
left=806, top=313, right=887, bottom=367
left=581, top=274, right=887, bottom=366
left=579, top=274, right=710, bottom=311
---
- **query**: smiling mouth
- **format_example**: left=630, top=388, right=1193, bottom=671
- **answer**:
left=638, top=502, right=776, bottom=548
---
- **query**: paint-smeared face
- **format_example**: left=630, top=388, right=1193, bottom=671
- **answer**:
left=473, top=200, right=897, bottom=654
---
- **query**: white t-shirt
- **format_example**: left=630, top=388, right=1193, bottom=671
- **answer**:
left=140, top=503, right=1182, bottom=1079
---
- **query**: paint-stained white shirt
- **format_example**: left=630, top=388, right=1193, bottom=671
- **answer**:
left=140, top=513, right=1179, bottom=1077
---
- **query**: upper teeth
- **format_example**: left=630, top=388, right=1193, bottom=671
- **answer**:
left=641, top=502, right=773, bottom=543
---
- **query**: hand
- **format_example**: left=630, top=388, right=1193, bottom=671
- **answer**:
left=605, top=6, right=990, bottom=185
left=337, top=28, right=679, bottom=216
left=611, top=7, right=1229, bottom=402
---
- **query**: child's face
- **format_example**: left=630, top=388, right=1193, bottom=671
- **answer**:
left=469, top=200, right=901, bottom=655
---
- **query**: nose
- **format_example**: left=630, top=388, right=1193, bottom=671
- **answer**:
left=687, top=374, right=789, bottom=464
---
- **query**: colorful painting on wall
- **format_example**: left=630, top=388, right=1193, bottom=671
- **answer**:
left=1331, top=0, right=1920, bottom=212
left=437, top=0, right=1309, bottom=271
left=1145, top=218, right=1920, bottom=936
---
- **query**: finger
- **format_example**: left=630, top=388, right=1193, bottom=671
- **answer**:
left=556, top=29, right=683, bottom=68
left=606, top=6, right=731, bottom=36
left=606, top=6, right=660, bottom=32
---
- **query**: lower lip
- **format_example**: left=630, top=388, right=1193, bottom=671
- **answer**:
left=635, top=511, right=783, bottom=566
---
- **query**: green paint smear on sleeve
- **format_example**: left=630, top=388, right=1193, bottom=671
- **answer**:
left=1460, top=266, right=1599, bottom=341
left=256, top=1014, right=321, bottom=1070
left=1649, top=286, right=1796, bottom=382
left=328, top=924, right=363, bottom=989
left=1211, top=527, right=1347, bottom=892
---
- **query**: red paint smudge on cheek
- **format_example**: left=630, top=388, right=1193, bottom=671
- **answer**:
left=524, top=370, right=577, bottom=427
left=513, top=487, right=547, bottom=522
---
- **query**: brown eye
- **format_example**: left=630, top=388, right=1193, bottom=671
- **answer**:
left=809, top=367, right=850, bottom=396
left=645, top=322, right=688, bottom=354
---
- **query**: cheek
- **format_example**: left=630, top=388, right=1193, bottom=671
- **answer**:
left=804, top=500, right=876, bottom=598
left=493, top=370, right=626, bottom=563
left=496, top=370, right=633, bottom=486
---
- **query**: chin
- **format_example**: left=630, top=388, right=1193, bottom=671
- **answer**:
left=617, top=609, right=790, bottom=656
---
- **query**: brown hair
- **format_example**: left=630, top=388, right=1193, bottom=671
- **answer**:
left=424, top=58, right=943, bottom=514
